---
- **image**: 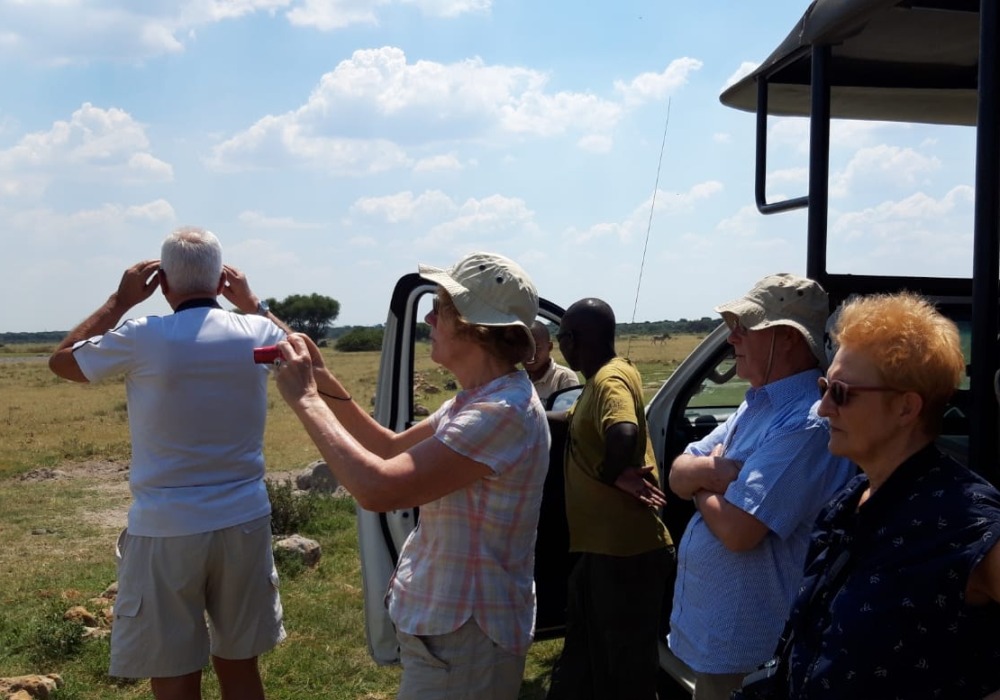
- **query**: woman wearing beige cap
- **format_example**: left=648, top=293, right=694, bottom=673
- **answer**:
left=274, top=252, right=549, bottom=700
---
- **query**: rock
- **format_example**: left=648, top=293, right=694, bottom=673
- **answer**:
left=18, top=469, right=67, bottom=482
left=64, top=605, right=99, bottom=627
left=0, top=673, right=63, bottom=699
left=414, top=404, right=430, bottom=417
left=274, top=534, right=321, bottom=567
left=295, top=461, right=339, bottom=493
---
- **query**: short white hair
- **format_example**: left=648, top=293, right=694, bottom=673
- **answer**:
left=160, top=226, right=222, bottom=295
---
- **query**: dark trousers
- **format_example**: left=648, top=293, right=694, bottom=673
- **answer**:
left=547, top=546, right=675, bottom=700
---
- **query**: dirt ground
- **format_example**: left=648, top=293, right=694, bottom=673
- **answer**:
left=16, top=461, right=303, bottom=531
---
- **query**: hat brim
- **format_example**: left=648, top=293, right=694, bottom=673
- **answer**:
left=715, top=300, right=828, bottom=369
left=418, top=263, right=535, bottom=350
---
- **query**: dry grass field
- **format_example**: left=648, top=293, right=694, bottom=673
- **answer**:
left=0, top=334, right=702, bottom=699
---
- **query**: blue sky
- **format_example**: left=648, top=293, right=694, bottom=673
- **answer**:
left=0, top=0, right=978, bottom=333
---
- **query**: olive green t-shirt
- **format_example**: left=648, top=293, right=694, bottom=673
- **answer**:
left=564, top=356, right=671, bottom=556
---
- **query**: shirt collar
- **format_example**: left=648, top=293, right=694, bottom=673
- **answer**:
left=174, top=298, right=222, bottom=313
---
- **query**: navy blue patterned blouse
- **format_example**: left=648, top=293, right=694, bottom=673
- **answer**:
left=782, top=444, right=1000, bottom=700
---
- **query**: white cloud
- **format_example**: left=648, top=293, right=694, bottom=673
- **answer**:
left=209, top=47, right=626, bottom=173
left=578, top=133, right=613, bottom=153
left=399, top=0, right=490, bottom=18
left=715, top=204, right=761, bottom=238
left=832, top=186, right=973, bottom=240
left=0, top=0, right=490, bottom=64
left=418, top=194, right=537, bottom=247
left=286, top=0, right=487, bottom=30
left=614, top=57, right=703, bottom=107
left=0, top=103, right=172, bottom=198
left=721, top=61, right=757, bottom=92
left=770, top=116, right=898, bottom=157
left=831, top=144, right=940, bottom=198
left=413, top=153, right=464, bottom=172
left=829, top=187, right=975, bottom=275
left=767, top=167, right=808, bottom=186
left=350, top=189, right=456, bottom=223
left=237, top=210, right=324, bottom=229
left=3, top=198, right=176, bottom=247
left=286, top=0, right=386, bottom=30
left=570, top=180, right=723, bottom=244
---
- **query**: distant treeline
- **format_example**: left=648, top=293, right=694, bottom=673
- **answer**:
left=1, top=318, right=719, bottom=346
left=0, top=331, right=66, bottom=345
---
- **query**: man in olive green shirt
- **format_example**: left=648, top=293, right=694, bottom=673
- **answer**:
left=546, top=298, right=674, bottom=700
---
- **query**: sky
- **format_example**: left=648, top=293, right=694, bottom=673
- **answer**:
left=0, top=0, right=980, bottom=333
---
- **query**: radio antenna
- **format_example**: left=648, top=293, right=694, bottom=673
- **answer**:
left=626, top=97, right=670, bottom=358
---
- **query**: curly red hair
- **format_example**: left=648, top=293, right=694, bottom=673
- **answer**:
left=832, top=291, right=965, bottom=434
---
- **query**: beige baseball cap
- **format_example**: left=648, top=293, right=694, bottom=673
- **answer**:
left=418, top=252, right=539, bottom=349
left=715, top=272, right=830, bottom=367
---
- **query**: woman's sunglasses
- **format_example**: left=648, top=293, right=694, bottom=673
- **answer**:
left=817, top=376, right=900, bottom=407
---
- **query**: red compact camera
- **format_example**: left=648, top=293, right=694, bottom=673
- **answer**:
left=253, top=345, right=282, bottom=364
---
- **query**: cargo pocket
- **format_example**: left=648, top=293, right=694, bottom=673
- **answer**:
left=114, top=590, right=142, bottom=621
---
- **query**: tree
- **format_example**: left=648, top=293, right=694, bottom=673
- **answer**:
left=267, top=294, right=340, bottom=342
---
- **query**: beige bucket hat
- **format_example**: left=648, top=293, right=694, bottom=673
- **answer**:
left=418, top=252, right=539, bottom=350
left=715, top=272, right=830, bottom=368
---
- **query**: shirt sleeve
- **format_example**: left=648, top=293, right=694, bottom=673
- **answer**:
left=725, top=420, right=842, bottom=540
left=71, top=320, right=140, bottom=382
left=684, top=407, right=742, bottom=457
left=435, top=397, right=533, bottom=476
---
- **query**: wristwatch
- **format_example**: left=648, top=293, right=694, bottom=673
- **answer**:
left=256, top=299, right=270, bottom=316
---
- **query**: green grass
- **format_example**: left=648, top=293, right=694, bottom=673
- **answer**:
left=0, top=335, right=696, bottom=698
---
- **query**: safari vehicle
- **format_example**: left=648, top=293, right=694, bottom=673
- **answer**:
left=357, top=0, right=999, bottom=695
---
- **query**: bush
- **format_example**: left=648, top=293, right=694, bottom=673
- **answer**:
left=335, top=328, right=384, bottom=352
left=272, top=545, right=307, bottom=579
left=267, top=478, right=321, bottom=536
left=22, top=601, right=85, bottom=665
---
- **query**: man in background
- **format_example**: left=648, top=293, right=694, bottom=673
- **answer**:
left=524, top=320, right=579, bottom=403
left=546, top=297, right=673, bottom=700
left=49, top=226, right=290, bottom=700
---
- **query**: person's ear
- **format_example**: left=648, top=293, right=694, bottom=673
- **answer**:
left=158, top=269, right=171, bottom=294
left=898, top=391, right=924, bottom=425
left=216, top=271, right=227, bottom=295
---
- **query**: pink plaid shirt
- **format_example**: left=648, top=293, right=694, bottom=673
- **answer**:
left=387, top=370, right=550, bottom=655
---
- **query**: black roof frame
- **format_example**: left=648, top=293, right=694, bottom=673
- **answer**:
left=720, top=0, right=999, bottom=478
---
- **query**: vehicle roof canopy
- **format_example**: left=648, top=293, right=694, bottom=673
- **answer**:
left=719, top=0, right=980, bottom=125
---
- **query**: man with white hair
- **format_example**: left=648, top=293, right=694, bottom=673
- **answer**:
left=50, top=226, right=290, bottom=700
left=524, top=320, right=579, bottom=402
left=667, top=273, right=856, bottom=700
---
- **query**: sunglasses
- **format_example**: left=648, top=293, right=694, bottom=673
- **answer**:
left=817, top=376, right=900, bottom=407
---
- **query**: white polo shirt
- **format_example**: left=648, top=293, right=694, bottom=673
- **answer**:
left=72, top=303, right=286, bottom=537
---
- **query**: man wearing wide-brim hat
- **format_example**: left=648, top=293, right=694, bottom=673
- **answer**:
left=665, top=273, right=858, bottom=700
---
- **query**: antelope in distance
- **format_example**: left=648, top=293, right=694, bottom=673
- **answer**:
left=651, top=332, right=671, bottom=345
